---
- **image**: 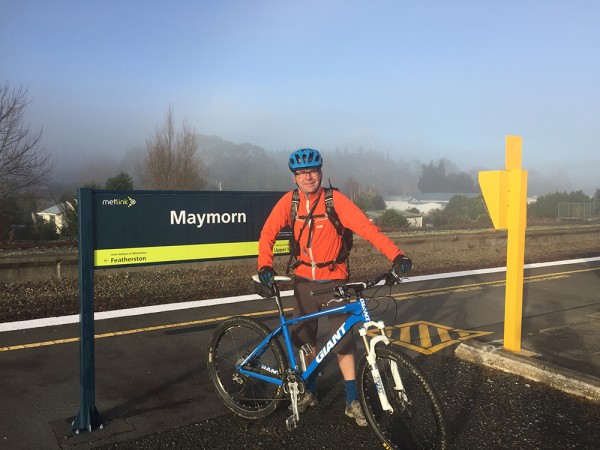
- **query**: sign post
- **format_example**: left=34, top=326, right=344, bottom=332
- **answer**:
left=70, top=189, right=288, bottom=434
left=479, top=136, right=528, bottom=353
left=71, top=188, right=102, bottom=433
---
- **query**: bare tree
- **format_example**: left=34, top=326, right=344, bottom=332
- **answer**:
left=139, top=107, right=207, bottom=189
left=0, top=83, right=54, bottom=201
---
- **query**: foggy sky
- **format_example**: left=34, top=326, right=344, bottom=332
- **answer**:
left=1, top=1, right=598, bottom=195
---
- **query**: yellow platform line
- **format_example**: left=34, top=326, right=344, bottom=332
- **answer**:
left=390, top=266, right=600, bottom=301
left=0, top=308, right=291, bottom=353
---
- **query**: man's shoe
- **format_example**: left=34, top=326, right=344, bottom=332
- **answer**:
left=345, top=400, right=368, bottom=427
left=289, top=391, right=318, bottom=413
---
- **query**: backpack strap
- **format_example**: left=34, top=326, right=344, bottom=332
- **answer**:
left=286, top=189, right=322, bottom=274
left=290, top=189, right=299, bottom=234
left=324, top=188, right=344, bottom=236
left=325, top=187, right=351, bottom=273
left=286, top=187, right=351, bottom=275
left=286, top=189, right=300, bottom=274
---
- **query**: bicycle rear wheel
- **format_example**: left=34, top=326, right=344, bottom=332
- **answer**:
left=207, top=316, right=288, bottom=419
left=357, top=344, right=447, bottom=450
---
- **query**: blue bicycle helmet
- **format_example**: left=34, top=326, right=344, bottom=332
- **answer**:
left=288, top=148, right=323, bottom=172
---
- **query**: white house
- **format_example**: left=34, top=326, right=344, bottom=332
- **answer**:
left=384, top=195, right=417, bottom=212
left=36, top=202, right=74, bottom=233
left=385, top=193, right=481, bottom=214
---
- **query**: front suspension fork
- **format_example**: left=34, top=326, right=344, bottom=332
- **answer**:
left=359, top=321, right=403, bottom=413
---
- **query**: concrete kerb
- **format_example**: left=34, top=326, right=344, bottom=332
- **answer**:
left=455, top=340, right=600, bottom=402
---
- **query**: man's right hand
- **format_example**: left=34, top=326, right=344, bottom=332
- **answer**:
left=258, top=266, right=277, bottom=288
left=392, top=254, right=413, bottom=274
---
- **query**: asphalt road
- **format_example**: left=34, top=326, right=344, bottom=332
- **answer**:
left=1, top=260, right=599, bottom=449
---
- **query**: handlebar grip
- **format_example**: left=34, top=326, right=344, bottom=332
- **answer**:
left=252, top=275, right=292, bottom=284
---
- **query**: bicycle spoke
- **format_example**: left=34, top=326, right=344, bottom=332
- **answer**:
left=208, top=316, right=287, bottom=419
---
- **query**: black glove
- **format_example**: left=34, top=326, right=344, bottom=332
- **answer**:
left=392, top=254, right=412, bottom=274
left=258, top=266, right=277, bottom=288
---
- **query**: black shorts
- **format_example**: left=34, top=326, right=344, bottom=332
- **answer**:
left=291, top=277, right=356, bottom=355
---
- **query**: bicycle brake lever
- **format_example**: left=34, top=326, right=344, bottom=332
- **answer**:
left=333, top=285, right=346, bottom=298
left=387, top=269, right=401, bottom=285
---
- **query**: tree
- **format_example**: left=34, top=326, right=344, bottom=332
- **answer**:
left=528, top=190, right=591, bottom=219
left=342, top=176, right=360, bottom=202
left=354, top=190, right=386, bottom=211
left=418, top=160, right=446, bottom=193
left=418, top=159, right=477, bottom=193
left=139, top=107, right=207, bottom=190
left=443, top=195, right=487, bottom=224
left=105, top=171, right=133, bottom=190
left=82, top=181, right=102, bottom=189
left=0, top=83, right=53, bottom=205
left=375, top=209, right=408, bottom=229
left=426, top=195, right=490, bottom=227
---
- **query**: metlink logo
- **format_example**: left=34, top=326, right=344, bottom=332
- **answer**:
left=101, top=196, right=137, bottom=208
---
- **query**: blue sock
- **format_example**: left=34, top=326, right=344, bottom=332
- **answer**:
left=345, top=380, right=358, bottom=404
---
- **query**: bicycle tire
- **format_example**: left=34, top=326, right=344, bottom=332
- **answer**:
left=207, top=316, right=288, bottom=419
left=357, top=343, right=447, bottom=450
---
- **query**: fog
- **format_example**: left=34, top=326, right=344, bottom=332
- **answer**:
left=46, top=134, right=598, bottom=199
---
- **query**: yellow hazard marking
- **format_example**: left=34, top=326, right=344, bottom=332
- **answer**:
left=369, top=321, right=494, bottom=355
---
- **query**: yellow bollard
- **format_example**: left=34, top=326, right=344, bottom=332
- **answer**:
left=479, top=136, right=528, bottom=353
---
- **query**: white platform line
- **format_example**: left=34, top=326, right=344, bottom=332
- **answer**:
left=1, top=256, right=599, bottom=333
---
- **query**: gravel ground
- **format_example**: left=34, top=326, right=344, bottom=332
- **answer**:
left=96, top=357, right=600, bottom=450
left=1, top=231, right=599, bottom=323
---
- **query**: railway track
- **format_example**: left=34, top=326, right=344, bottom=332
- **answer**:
left=0, top=241, right=77, bottom=251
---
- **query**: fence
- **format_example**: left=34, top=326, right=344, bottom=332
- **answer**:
left=557, top=202, right=593, bottom=220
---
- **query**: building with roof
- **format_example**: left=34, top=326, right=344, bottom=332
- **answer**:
left=385, top=193, right=481, bottom=214
left=36, top=202, right=74, bottom=233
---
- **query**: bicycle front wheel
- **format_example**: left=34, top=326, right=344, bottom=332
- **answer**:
left=357, top=344, right=447, bottom=450
left=207, top=316, right=288, bottom=419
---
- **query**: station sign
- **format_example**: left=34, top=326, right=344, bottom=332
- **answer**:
left=90, top=190, right=290, bottom=268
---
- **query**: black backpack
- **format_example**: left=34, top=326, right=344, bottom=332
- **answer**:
left=286, top=186, right=353, bottom=274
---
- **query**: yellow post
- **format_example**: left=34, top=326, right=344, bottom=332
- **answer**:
left=504, top=136, right=528, bottom=352
left=478, top=136, right=528, bottom=353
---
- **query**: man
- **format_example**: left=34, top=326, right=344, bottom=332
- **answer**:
left=257, top=148, right=412, bottom=427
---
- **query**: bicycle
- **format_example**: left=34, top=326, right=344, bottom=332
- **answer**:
left=207, top=269, right=447, bottom=449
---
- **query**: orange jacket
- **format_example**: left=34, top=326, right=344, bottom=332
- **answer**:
left=258, top=187, right=404, bottom=281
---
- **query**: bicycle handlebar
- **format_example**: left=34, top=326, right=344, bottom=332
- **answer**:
left=310, top=269, right=401, bottom=298
left=252, top=270, right=401, bottom=301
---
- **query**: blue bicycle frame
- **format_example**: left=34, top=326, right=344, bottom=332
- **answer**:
left=236, top=298, right=372, bottom=386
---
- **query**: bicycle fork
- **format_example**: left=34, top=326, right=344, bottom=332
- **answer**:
left=359, top=321, right=404, bottom=413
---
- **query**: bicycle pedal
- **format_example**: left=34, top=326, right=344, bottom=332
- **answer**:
left=285, top=414, right=298, bottom=431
